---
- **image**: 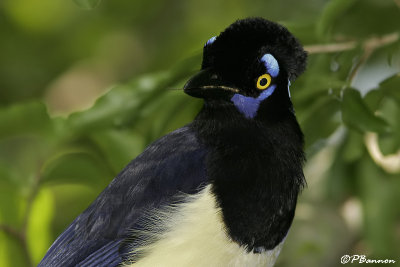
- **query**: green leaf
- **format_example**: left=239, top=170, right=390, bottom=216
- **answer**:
left=376, top=97, right=400, bottom=155
left=341, top=129, right=365, bottom=162
left=0, top=169, right=27, bottom=265
left=67, top=83, right=150, bottom=134
left=316, top=0, right=358, bottom=40
left=133, top=90, right=201, bottom=142
left=294, top=49, right=361, bottom=105
left=41, top=151, right=113, bottom=187
left=0, top=101, right=51, bottom=139
left=90, top=130, right=145, bottom=173
left=379, top=74, right=400, bottom=102
left=341, top=88, right=389, bottom=133
left=0, top=232, right=28, bottom=267
left=49, top=184, right=102, bottom=236
left=0, top=135, right=55, bottom=189
left=73, top=0, right=101, bottom=9
left=364, top=89, right=385, bottom=111
left=332, top=1, right=400, bottom=38
left=67, top=55, right=200, bottom=136
left=326, top=142, right=357, bottom=205
left=367, top=74, right=400, bottom=155
left=299, top=94, right=341, bottom=150
left=0, top=173, right=24, bottom=226
left=27, top=188, right=54, bottom=265
left=151, top=93, right=201, bottom=138
left=357, top=157, right=398, bottom=257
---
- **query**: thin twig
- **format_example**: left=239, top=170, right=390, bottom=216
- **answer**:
left=347, top=32, right=399, bottom=82
left=305, top=41, right=357, bottom=54
left=305, top=32, right=399, bottom=88
left=305, top=32, right=399, bottom=54
left=346, top=50, right=370, bottom=84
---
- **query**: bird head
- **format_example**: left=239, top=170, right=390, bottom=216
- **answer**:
left=184, top=18, right=307, bottom=119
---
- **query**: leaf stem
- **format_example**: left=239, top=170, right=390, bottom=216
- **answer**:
left=0, top=224, right=23, bottom=241
left=0, top=224, right=33, bottom=267
left=0, top=163, right=43, bottom=267
left=19, top=163, right=43, bottom=267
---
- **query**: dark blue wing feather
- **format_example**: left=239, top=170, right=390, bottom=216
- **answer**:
left=39, top=126, right=208, bottom=266
left=78, top=240, right=122, bottom=267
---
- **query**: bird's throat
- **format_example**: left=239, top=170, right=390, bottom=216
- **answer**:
left=191, top=107, right=305, bottom=252
left=230, top=85, right=276, bottom=119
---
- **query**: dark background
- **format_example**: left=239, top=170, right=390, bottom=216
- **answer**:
left=0, top=0, right=399, bottom=266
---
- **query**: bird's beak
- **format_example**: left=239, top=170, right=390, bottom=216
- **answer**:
left=183, top=68, right=239, bottom=98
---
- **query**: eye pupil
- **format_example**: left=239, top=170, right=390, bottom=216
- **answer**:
left=259, top=78, right=268, bottom=86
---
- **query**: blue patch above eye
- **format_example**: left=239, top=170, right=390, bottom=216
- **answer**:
left=261, top=54, right=279, bottom=77
left=205, top=36, right=217, bottom=47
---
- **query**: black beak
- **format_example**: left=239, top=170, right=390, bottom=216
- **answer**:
left=183, top=68, right=239, bottom=98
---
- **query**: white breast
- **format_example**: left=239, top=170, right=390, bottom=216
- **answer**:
left=124, top=185, right=284, bottom=267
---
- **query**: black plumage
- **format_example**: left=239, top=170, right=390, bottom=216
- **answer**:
left=39, top=17, right=307, bottom=266
left=193, top=17, right=307, bottom=251
left=40, top=127, right=208, bottom=266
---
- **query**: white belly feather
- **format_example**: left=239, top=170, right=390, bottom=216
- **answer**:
left=124, top=185, right=284, bottom=267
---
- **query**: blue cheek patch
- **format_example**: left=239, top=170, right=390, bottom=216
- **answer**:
left=261, top=54, right=279, bottom=78
left=230, top=54, right=280, bottom=119
left=205, top=36, right=216, bottom=47
left=231, top=85, right=276, bottom=119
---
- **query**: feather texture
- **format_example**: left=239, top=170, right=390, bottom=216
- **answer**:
left=124, top=185, right=284, bottom=267
left=39, top=126, right=208, bottom=266
left=40, top=18, right=307, bottom=267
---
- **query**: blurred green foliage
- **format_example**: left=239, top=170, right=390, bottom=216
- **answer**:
left=0, top=0, right=399, bottom=266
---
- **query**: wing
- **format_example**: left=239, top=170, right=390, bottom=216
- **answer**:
left=39, top=126, right=208, bottom=266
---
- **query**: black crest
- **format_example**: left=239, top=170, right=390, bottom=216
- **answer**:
left=202, top=17, right=307, bottom=81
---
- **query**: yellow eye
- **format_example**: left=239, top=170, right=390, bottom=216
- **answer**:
left=256, top=74, right=272, bottom=90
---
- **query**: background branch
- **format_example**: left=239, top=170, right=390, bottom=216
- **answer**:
left=365, top=133, right=400, bottom=173
left=305, top=32, right=399, bottom=54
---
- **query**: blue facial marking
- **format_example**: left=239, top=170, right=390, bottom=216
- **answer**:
left=231, top=85, right=276, bottom=118
left=230, top=54, right=280, bottom=119
left=261, top=54, right=279, bottom=78
left=205, top=36, right=216, bottom=47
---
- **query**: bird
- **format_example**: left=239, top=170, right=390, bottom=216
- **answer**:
left=39, top=17, right=307, bottom=267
